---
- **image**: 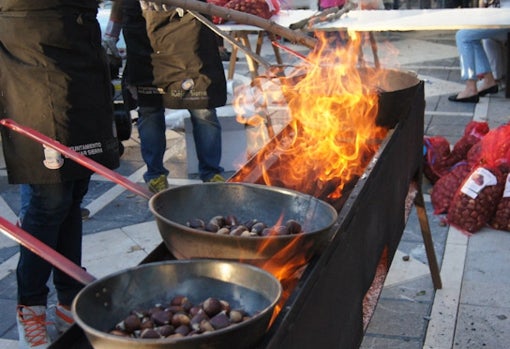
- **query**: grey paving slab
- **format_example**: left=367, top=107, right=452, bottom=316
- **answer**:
left=425, top=114, right=473, bottom=143
left=0, top=246, right=17, bottom=264
left=82, top=191, right=154, bottom=234
left=0, top=298, right=16, bottom=339
left=486, top=97, right=510, bottom=129
left=362, top=298, right=432, bottom=338
left=378, top=275, right=435, bottom=303
left=361, top=334, right=424, bottom=349
left=0, top=274, right=17, bottom=339
left=398, top=201, right=449, bottom=266
left=453, top=304, right=510, bottom=349
left=460, top=230, right=510, bottom=308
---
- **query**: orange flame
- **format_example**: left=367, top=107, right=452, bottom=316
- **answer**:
left=234, top=32, right=389, bottom=201
left=258, top=233, right=313, bottom=326
left=233, top=33, right=394, bottom=323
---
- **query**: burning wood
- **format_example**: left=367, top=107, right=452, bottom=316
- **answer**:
left=231, top=34, right=391, bottom=205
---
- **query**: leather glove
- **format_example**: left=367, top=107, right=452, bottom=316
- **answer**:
left=102, top=19, right=122, bottom=58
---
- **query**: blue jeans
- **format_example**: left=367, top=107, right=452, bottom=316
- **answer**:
left=456, top=29, right=508, bottom=81
left=17, top=178, right=90, bottom=307
left=137, top=106, right=224, bottom=182
left=18, top=184, right=31, bottom=223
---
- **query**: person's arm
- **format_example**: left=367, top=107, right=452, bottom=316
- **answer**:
left=102, top=0, right=124, bottom=57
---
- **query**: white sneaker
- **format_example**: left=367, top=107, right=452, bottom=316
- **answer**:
left=16, top=305, right=50, bottom=349
left=54, top=303, right=74, bottom=333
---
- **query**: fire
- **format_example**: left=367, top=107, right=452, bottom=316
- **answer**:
left=233, top=31, right=390, bottom=202
left=257, top=232, right=313, bottom=325
left=232, top=33, right=395, bottom=324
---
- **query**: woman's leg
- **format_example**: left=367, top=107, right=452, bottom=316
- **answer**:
left=451, top=29, right=504, bottom=100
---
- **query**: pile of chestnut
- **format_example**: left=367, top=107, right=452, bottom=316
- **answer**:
left=186, top=215, right=304, bottom=237
left=110, top=295, right=252, bottom=339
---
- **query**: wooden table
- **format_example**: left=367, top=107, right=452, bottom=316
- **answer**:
left=220, top=8, right=510, bottom=83
left=312, top=8, right=510, bottom=31
left=312, top=8, right=510, bottom=96
left=218, top=10, right=316, bottom=79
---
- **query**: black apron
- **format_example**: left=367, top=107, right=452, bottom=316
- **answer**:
left=0, top=1, right=120, bottom=184
left=122, top=0, right=227, bottom=110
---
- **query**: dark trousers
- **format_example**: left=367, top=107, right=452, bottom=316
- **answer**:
left=17, top=178, right=90, bottom=307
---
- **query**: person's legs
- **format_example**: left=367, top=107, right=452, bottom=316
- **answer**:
left=52, top=178, right=90, bottom=306
left=482, top=38, right=504, bottom=81
left=19, top=184, right=89, bottom=224
left=456, top=29, right=507, bottom=81
left=188, top=108, right=224, bottom=182
left=52, top=178, right=89, bottom=333
left=137, top=105, right=169, bottom=185
left=451, top=29, right=505, bottom=101
left=17, top=179, right=89, bottom=347
left=456, top=30, right=491, bottom=83
left=18, top=180, right=88, bottom=306
left=19, top=184, right=31, bottom=224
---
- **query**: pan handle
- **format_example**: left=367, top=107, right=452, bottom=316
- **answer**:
left=0, top=217, right=96, bottom=285
left=0, top=119, right=153, bottom=200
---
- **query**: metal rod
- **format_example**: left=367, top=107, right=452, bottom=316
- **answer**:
left=0, top=217, right=96, bottom=285
left=271, top=40, right=312, bottom=64
left=0, top=119, right=153, bottom=200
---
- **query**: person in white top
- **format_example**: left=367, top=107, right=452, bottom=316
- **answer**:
left=448, top=0, right=509, bottom=103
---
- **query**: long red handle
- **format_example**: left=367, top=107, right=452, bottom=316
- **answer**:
left=0, top=217, right=96, bottom=285
left=0, top=118, right=153, bottom=200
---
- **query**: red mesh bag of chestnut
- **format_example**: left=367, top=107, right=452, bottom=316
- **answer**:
left=431, top=161, right=471, bottom=215
left=423, top=121, right=489, bottom=184
left=207, top=0, right=280, bottom=24
left=447, top=165, right=505, bottom=234
left=489, top=172, right=510, bottom=232
left=432, top=123, right=510, bottom=235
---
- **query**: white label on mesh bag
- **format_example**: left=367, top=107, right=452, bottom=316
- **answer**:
left=503, top=173, right=510, bottom=198
left=461, top=167, right=497, bottom=199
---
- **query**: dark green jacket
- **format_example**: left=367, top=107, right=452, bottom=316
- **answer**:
left=122, top=0, right=227, bottom=109
left=0, top=0, right=120, bottom=184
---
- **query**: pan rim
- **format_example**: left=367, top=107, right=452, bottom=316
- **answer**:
left=72, top=259, right=282, bottom=345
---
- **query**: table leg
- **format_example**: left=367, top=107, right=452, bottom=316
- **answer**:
left=506, top=32, right=510, bottom=99
left=238, top=31, right=259, bottom=80
left=228, top=44, right=238, bottom=80
left=368, top=32, right=380, bottom=69
left=267, top=33, right=283, bottom=65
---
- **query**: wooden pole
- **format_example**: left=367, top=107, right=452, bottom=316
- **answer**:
left=148, top=0, right=318, bottom=49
